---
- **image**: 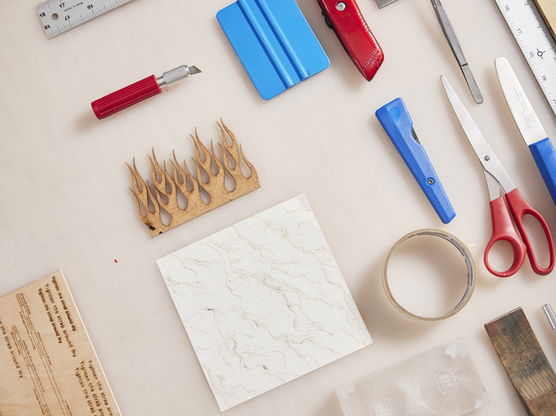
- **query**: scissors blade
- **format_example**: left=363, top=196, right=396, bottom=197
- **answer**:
left=486, top=171, right=502, bottom=201
left=441, top=75, right=516, bottom=192
left=495, top=57, right=547, bottom=146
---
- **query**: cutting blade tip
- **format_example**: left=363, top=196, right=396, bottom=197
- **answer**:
left=375, top=0, right=398, bottom=8
left=440, top=75, right=450, bottom=89
left=189, top=65, right=201, bottom=75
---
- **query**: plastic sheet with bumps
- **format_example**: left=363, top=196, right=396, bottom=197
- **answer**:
left=336, top=339, right=489, bottom=416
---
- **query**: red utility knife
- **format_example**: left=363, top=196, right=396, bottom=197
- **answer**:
left=317, top=0, right=384, bottom=81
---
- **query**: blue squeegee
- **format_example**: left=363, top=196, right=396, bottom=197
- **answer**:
left=217, top=0, right=330, bottom=100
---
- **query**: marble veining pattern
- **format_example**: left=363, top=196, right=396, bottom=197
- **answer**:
left=157, top=195, right=372, bottom=411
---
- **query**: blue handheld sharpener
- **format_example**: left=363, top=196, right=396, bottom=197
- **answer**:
left=376, top=98, right=456, bottom=224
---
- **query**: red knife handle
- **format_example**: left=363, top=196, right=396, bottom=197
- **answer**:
left=91, top=75, right=162, bottom=119
left=317, top=0, right=384, bottom=81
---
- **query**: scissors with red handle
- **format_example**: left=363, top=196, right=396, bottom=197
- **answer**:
left=442, top=75, right=555, bottom=277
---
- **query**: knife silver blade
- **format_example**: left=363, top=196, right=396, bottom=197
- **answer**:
left=495, top=57, right=548, bottom=146
left=375, top=0, right=398, bottom=8
left=543, top=304, right=556, bottom=335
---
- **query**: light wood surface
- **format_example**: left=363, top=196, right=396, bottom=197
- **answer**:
left=0, top=271, right=122, bottom=416
left=1, top=0, right=555, bottom=415
left=534, top=0, right=556, bottom=39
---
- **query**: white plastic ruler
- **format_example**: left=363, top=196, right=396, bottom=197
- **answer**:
left=495, top=0, right=556, bottom=116
left=37, top=0, right=133, bottom=39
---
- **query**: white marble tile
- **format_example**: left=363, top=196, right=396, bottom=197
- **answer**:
left=157, top=195, right=372, bottom=411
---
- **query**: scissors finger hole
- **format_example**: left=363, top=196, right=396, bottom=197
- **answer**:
left=522, top=214, right=551, bottom=269
left=487, top=240, right=516, bottom=273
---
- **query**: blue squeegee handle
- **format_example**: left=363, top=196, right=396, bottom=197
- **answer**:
left=375, top=98, right=456, bottom=224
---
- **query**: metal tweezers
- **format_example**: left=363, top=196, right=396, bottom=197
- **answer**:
left=431, top=0, right=484, bottom=104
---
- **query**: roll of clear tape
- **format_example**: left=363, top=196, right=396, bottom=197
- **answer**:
left=383, top=229, right=476, bottom=321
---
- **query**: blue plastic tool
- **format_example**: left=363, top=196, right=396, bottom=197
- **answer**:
left=529, top=138, right=556, bottom=204
left=217, top=0, right=330, bottom=100
left=495, top=57, right=556, bottom=205
left=376, top=98, right=456, bottom=224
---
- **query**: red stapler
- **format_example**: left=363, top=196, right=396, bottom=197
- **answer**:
left=317, top=0, right=384, bottom=81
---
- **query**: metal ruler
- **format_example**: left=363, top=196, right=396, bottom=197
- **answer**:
left=37, top=0, right=132, bottom=39
left=495, top=0, right=556, bottom=116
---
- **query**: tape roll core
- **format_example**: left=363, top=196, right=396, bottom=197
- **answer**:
left=383, top=229, right=476, bottom=321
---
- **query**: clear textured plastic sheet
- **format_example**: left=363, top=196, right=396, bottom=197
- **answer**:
left=337, top=339, right=489, bottom=416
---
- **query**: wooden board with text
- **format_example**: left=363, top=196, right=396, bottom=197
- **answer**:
left=0, top=271, right=122, bottom=416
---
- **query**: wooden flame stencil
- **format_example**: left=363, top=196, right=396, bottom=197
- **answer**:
left=127, top=121, right=260, bottom=237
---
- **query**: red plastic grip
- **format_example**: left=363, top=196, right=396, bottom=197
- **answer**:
left=317, top=0, right=384, bottom=81
left=91, top=75, right=161, bottom=119
left=484, top=196, right=527, bottom=278
left=505, top=188, right=555, bottom=275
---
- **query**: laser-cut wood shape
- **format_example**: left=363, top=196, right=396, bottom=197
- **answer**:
left=127, top=121, right=260, bottom=237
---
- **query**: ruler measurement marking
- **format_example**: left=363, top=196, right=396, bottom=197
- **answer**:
left=36, top=0, right=133, bottom=38
left=496, top=0, right=556, bottom=115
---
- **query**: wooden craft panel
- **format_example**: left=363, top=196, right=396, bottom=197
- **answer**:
left=0, top=271, right=122, bottom=416
left=485, top=308, right=556, bottom=416
left=128, top=121, right=260, bottom=237
left=534, top=0, right=556, bottom=38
